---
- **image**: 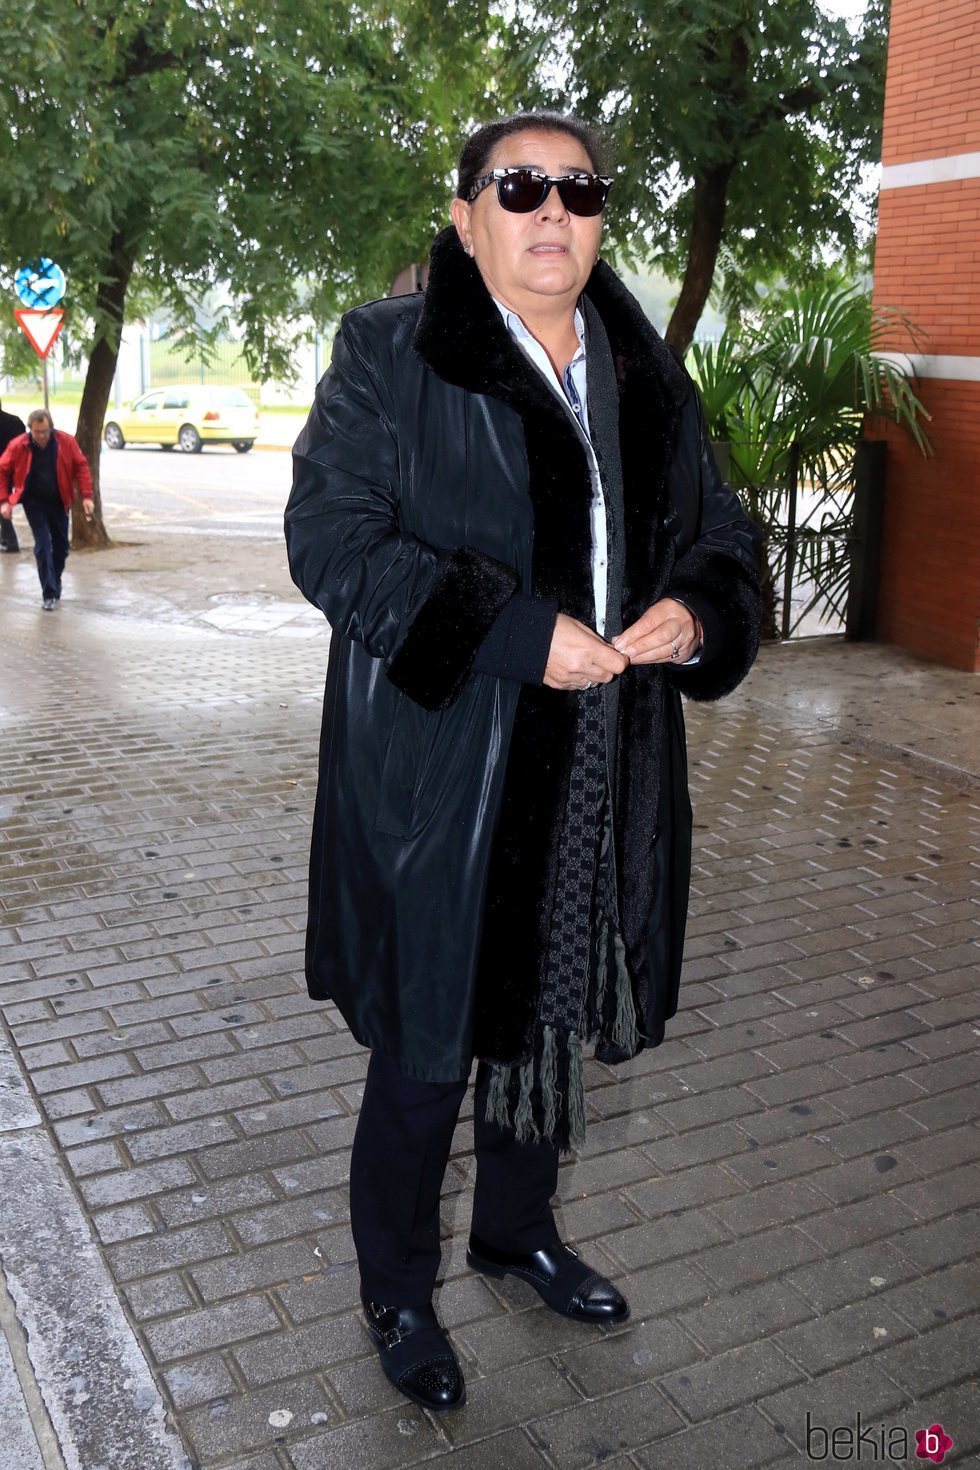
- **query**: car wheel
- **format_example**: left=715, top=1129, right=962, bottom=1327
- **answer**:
left=104, top=423, right=125, bottom=450
left=178, top=424, right=203, bottom=453
left=232, top=441, right=254, bottom=453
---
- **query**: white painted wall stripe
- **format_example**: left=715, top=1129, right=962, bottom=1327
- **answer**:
left=880, top=151, right=980, bottom=190
left=876, top=352, right=980, bottom=382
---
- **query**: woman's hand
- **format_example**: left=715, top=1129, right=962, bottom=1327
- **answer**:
left=612, top=598, right=702, bottom=665
left=544, top=613, right=629, bottom=690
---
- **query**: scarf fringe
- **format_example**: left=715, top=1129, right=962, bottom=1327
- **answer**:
left=484, top=1024, right=589, bottom=1153
left=610, top=927, right=639, bottom=1055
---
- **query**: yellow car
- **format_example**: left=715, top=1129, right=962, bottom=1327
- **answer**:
left=103, top=385, right=260, bottom=453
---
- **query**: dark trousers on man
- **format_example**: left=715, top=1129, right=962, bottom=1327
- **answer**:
left=21, top=497, right=69, bottom=601
left=350, top=1049, right=561, bottom=1306
left=0, top=514, right=18, bottom=552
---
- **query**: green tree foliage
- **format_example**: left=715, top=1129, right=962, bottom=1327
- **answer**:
left=689, top=279, right=930, bottom=636
left=529, top=0, right=888, bottom=352
left=0, top=0, right=509, bottom=542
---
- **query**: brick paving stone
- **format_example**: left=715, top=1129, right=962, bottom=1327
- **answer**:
left=60, top=1139, right=127, bottom=1175
left=94, top=1066, right=202, bottom=1108
left=73, top=1020, right=173, bottom=1057
left=602, top=1211, right=731, bottom=1271
left=624, top=1161, right=748, bottom=1216
left=896, top=1164, right=980, bottom=1222
left=556, top=1315, right=702, bottom=1395
left=287, top=1407, right=446, bottom=1470
left=697, top=1225, right=825, bottom=1289
left=107, top=1221, right=236, bottom=1282
left=784, top=1242, right=924, bottom=1315
left=190, top=1239, right=323, bottom=1303
left=760, top=1359, right=910, bottom=1452
left=678, top=1279, right=815, bottom=1354
left=38, top=1086, right=96, bottom=1119
left=319, top=1354, right=405, bottom=1421
left=196, top=1130, right=318, bottom=1180
left=807, top=1151, right=929, bottom=1207
left=772, top=1297, right=917, bottom=1375
left=234, top=1092, right=344, bottom=1135
left=635, top=1405, right=795, bottom=1470
left=212, top=1455, right=286, bottom=1470
left=659, top=1338, right=804, bottom=1422
left=396, top=1429, right=549, bottom=1470
left=93, top=1201, right=157, bottom=1243
left=527, top=1379, right=684, bottom=1466
left=164, top=1078, right=273, bottom=1121
left=870, top=1260, right=977, bottom=1334
left=126, top=1115, right=240, bottom=1160
left=707, top=1178, right=829, bottom=1236
left=123, top=1273, right=197, bottom=1320
left=232, top=1188, right=350, bottom=1246
left=157, top=1174, right=280, bottom=1230
left=618, top=1260, right=713, bottom=1320
left=145, top=1294, right=285, bottom=1365
left=893, top=1209, right=980, bottom=1272
left=275, top=1263, right=363, bottom=1326
left=725, top=1135, right=841, bottom=1187
left=642, top=1121, right=757, bottom=1172
left=162, top=1354, right=243, bottom=1411
left=442, top=1358, right=582, bottom=1447
left=31, top=1052, right=135, bottom=1093
left=181, top=1377, right=334, bottom=1462
left=231, top=1313, right=368, bottom=1388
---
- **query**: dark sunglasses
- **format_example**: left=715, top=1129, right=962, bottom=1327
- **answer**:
left=467, top=167, right=613, bottom=217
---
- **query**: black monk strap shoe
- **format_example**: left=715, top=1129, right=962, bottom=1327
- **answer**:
left=466, top=1233, right=630, bottom=1324
left=361, top=1297, right=466, bottom=1410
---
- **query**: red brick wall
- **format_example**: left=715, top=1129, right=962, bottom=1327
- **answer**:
left=875, top=184, right=980, bottom=355
left=873, top=383, right=980, bottom=671
left=870, top=0, right=980, bottom=672
left=879, top=0, right=980, bottom=162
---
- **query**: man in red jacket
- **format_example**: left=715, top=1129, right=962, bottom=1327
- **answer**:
left=0, top=409, right=95, bottom=609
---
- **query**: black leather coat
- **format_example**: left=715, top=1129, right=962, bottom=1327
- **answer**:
left=286, top=228, right=760, bottom=1083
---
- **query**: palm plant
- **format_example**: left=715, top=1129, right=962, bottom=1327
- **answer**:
left=690, top=281, right=931, bottom=639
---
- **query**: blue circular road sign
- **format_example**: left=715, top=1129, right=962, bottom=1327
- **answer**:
left=15, top=258, right=66, bottom=309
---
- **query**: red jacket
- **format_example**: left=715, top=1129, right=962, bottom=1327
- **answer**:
left=0, top=430, right=93, bottom=511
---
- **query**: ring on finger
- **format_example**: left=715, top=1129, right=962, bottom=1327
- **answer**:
left=670, top=640, right=679, bottom=660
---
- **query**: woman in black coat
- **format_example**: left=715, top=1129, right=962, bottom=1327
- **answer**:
left=285, top=110, right=761, bottom=1412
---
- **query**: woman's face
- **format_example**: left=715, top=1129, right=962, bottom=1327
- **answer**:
left=451, top=129, right=603, bottom=320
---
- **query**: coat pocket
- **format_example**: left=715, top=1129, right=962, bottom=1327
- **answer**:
left=374, top=692, right=441, bottom=839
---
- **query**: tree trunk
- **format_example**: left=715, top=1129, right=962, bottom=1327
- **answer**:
left=665, top=162, right=734, bottom=356
left=72, top=238, right=134, bottom=550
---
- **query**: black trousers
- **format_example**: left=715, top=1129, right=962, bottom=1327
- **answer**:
left=0, top=512, right=18, bottom=552
left=350, top=1050, right=561, bottom=1306
left=21, top=497, right=69, bottom=601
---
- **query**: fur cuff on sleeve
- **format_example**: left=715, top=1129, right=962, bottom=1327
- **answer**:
left=666, top=547, right=761, bottom=702
left=386, top=547, right=519, bottom=710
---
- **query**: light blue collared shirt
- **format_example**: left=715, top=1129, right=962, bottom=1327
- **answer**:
left=492, top=300, right=609, bottom=635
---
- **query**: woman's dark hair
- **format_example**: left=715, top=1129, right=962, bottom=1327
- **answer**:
left=455, top=111, right=607, bottom=201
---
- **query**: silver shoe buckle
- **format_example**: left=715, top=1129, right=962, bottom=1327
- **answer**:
left=383, top=1326, right=403, bottom=1348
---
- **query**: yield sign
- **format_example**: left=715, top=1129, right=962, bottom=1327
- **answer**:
left=14, top=308, right=65, bottom=359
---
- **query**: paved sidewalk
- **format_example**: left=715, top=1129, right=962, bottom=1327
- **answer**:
left=0, top=535, right=977, bottom=1470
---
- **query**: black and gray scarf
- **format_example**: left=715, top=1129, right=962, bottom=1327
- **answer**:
left=483, top=303, right=641, bottom=1152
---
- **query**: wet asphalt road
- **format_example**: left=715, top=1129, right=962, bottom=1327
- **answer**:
left=99, top=441, right=294, bottom=541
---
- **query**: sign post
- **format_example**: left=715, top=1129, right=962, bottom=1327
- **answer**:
left=13, top=259, right=67, bottom=412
